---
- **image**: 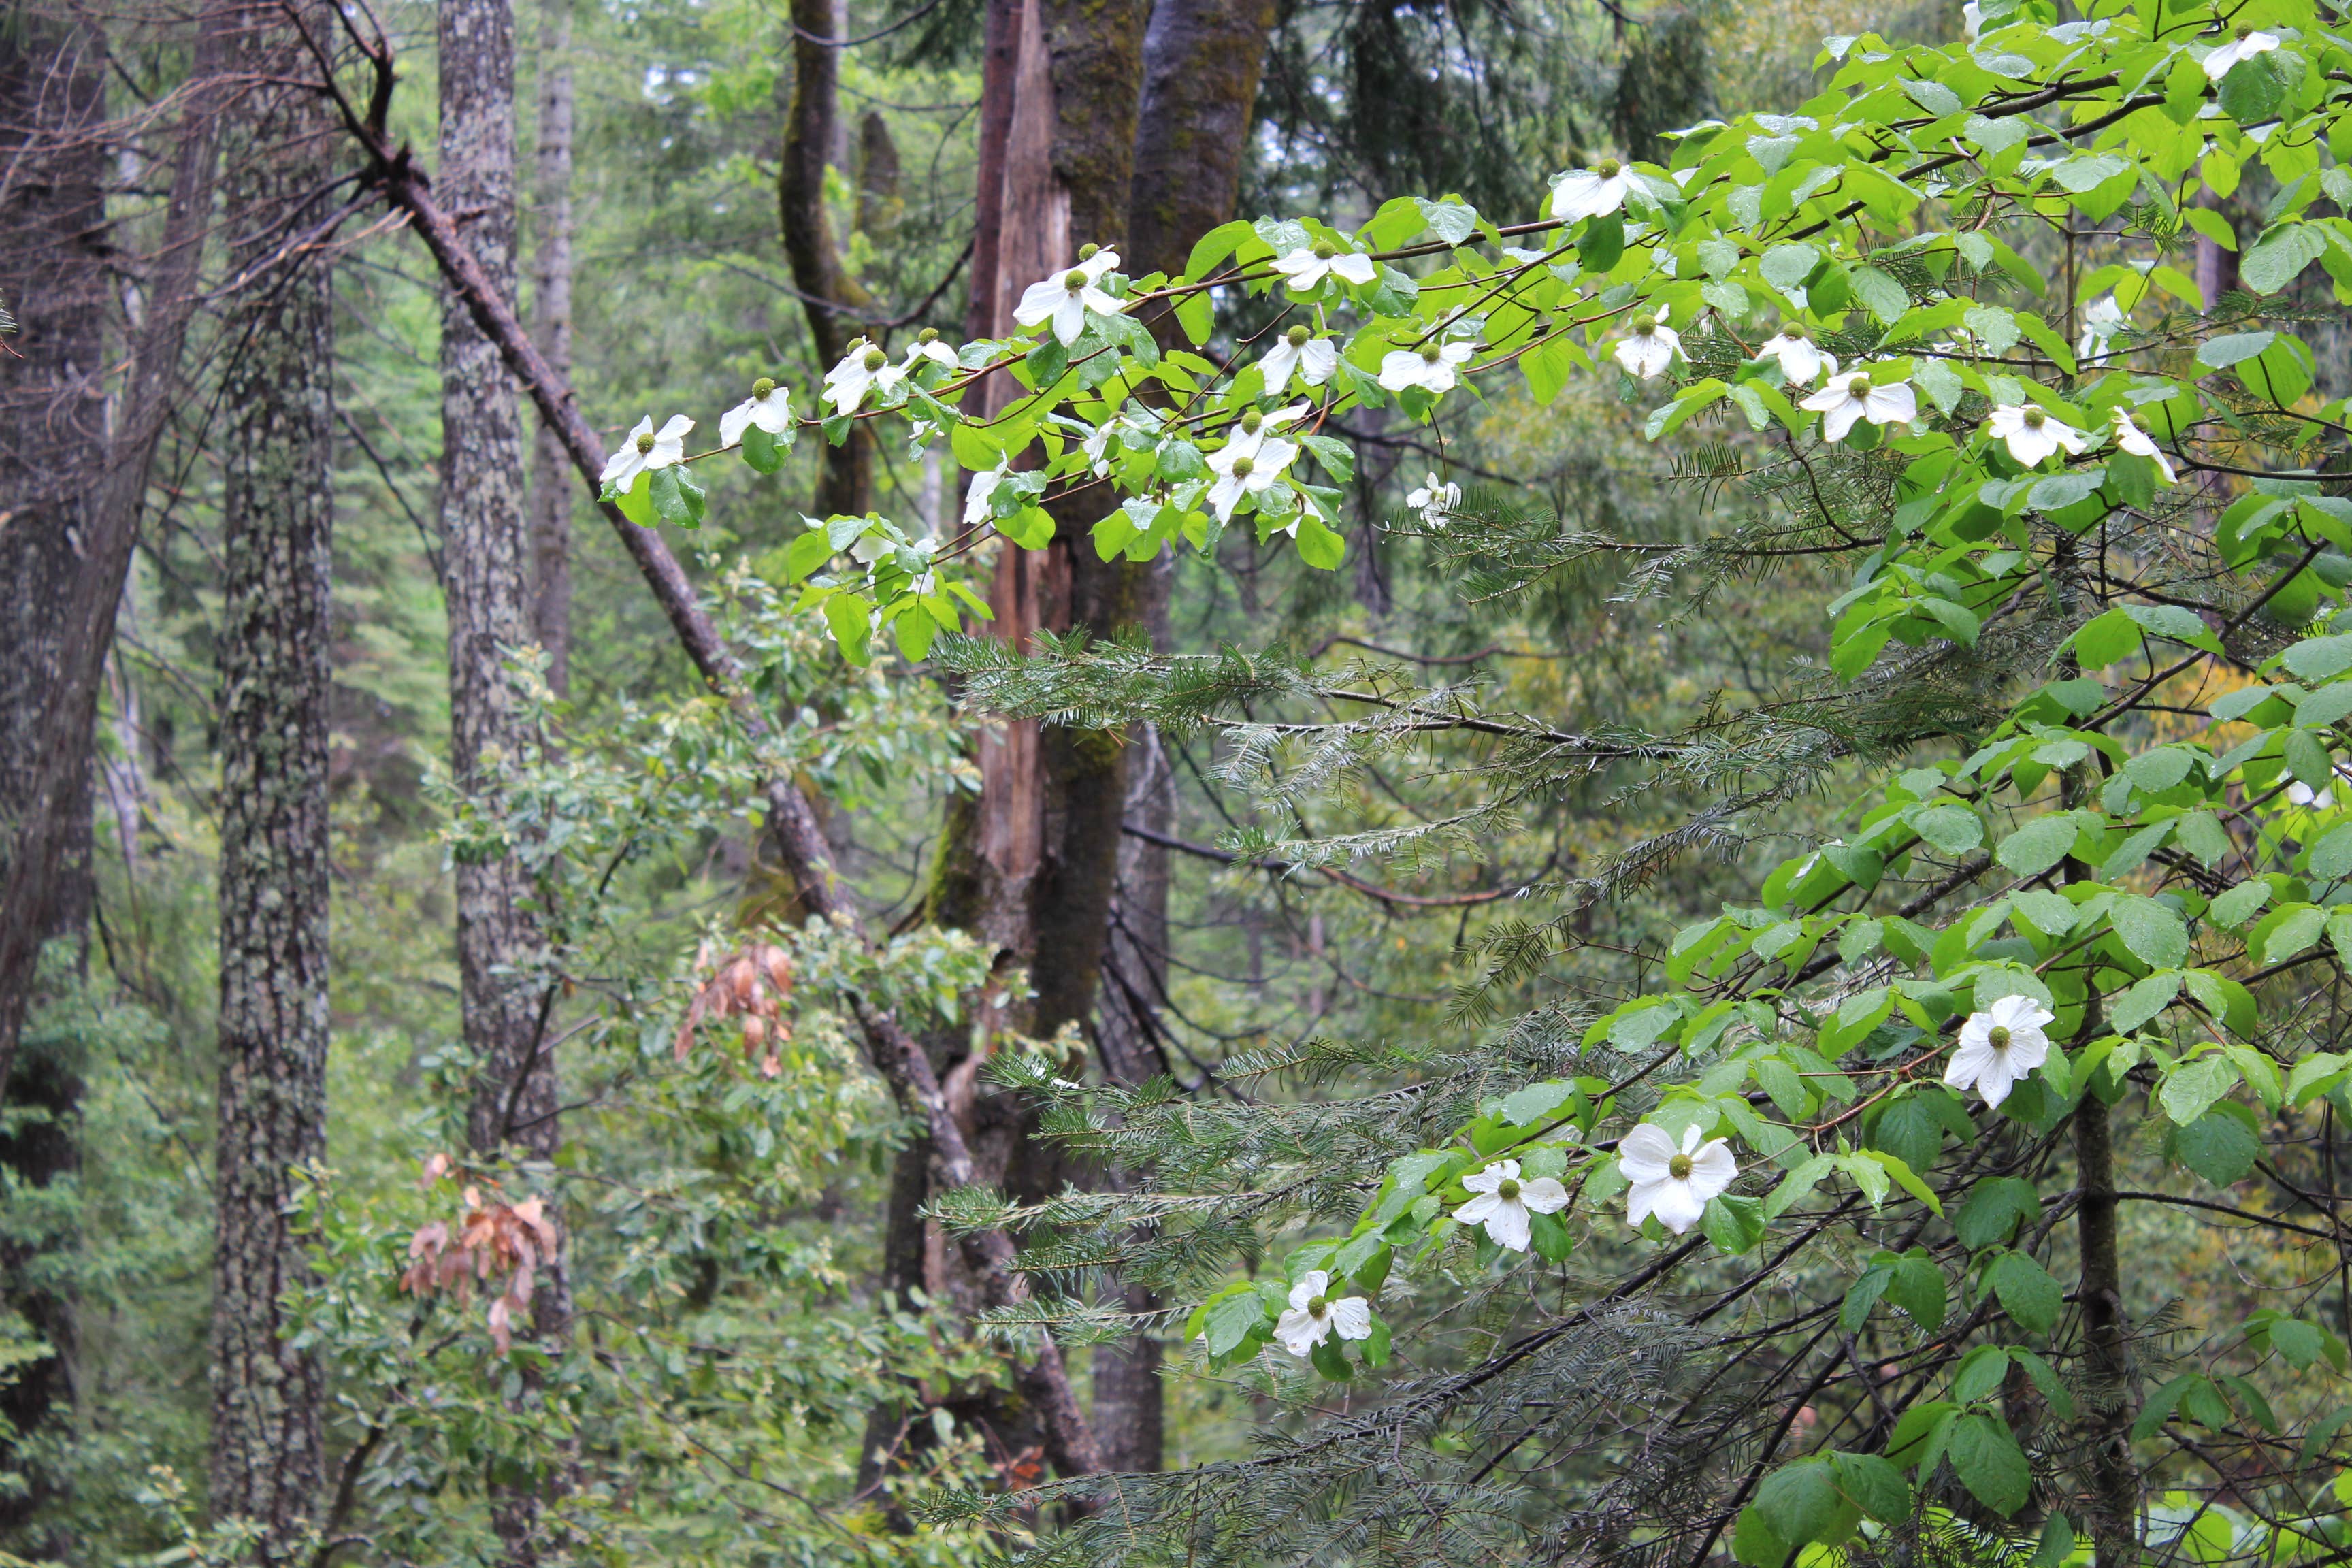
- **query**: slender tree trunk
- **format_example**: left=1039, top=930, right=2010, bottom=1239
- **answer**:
left=0, top=12, right=108, bottom=1535
left=526, top=0, right=575, bottom=698
left=778, top=0, right=875, bottom=518
left=2074, top=1092, right=2138, bottom=1563
left=208, top=10, right=338, bottom=1546
left=441, top=0, right=568, bottom=1551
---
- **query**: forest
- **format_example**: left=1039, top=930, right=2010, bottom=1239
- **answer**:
left=3, top=0, right=2352, bottom=1561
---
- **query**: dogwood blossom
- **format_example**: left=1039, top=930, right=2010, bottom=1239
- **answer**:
left=600, top=414, right=694, bottom=489
left=2111, top=410, right=2177, bottom=483
left=1271, top=239, right=1377, bottom=295
left=1801, top=373, right=1916, bottom=442
left=1407, top=472, right=1460, bottom=527
left=2076, top=294, right=2127, bottom=360
left=1963, top=1, right=1982, bottom=39
left=1273, top=1270, right=1373, bottom=1356
left=823, top=338, right=903, bottom=414
left=1619, top=1124, right=1737, bottom=1235
left=1614, top=306, right=1680, bottom=380
left=963, top=461, right=1010, bottom=529
left=1944, top=995, right=2055, bottom=1108
left=1013, top=246, right=1123, bottom=345
left=1224, top=403, right=1307, bottom=462
left=1456, top=1158, right=1569, bottom=1252
left=902, top=327, right=958, bottom=373
left=2289, top=781, right=2336, bottom=809
left=1379, top=338, right=1477, bottom=394
left=1986, top=404, right=2085, bottom=466
left=1550, top=158, right=1631, bottom=223
left=1756, top=323, right=1835, bottom=385
left=2203, top=25, right=2280, bottom=78
left=719, top=379, right=792, bottom=447
left=1205, top=438, right=1297, bottom=522
left=1259, top=325, right=1339, bottom=395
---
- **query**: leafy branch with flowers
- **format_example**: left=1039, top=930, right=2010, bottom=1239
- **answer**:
left=576, top=0, right=2352, bottom=1558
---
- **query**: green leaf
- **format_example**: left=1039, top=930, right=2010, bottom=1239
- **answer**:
left=1701, top=1194, right=1766, bottom=1256
left=1755, top=1460, right=1847, bottom=1548
left=1886, top=1249, right=1948, bottom=1331
left=740, top=422, right=788, bottom=474
left=2282, top=634, right=2352, bottom=682
left=2170, top=1105, right=2261, bottom=1185
left=2070, top=608, right=2142, bottom=668
left=1200, top=1289, right=1269, bottom=1356
left=1578, top=213, right=1624, bottom=274
left=1954, top=1177, right=2040, bottom=1250
left=1292, top=514, right=1347, bottom=570
left=1997, top=814, right=2077, bottom=877
left=1909, top=804, right=1983, bottom=854
left=1174, top=291, right=1213, bottom=346
left=1953, top=1344, right=2012, bottom=1405
left=2159, top=1054, right=2238, bottom=1126
left=822, top=592, right=872, bottom=666
left=1946, top=1414, right=2032, bottom=1515
left=613, top=472, right=658, bottom=527
left=782, top=527, right=835, bottom=583
left=2242, top=224, right=2329, bottom=295
left=1829, top=1452, right=1912, bottom=1522
left=1989, top=1249, right=2063, bottom=1335
left=1311, top=1334, right=1352, bottom=1382
left=2110, top=970, right=2181, bottom=1032
left=2108, top=895, right=2188, bottom=969
left=1183, top=218, right=1254, bottom=281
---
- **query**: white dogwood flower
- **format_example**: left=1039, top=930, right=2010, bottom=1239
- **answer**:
left=1614, top=305, right=1680, bottom=380
left=1407, top=472, right=1460, bottom=527
left=1273, top=1269, right=1373, bottom=1357
left=1224, top=402, right=1307, bottom=463
left=1456, top=1158, right=1570, bottom=1252
left=2203, top=26, right=2280, bottom=79
left=1757, top=324, right=1837, bottom=386
left=1271, top=239, right=1377, bottom=295
left=1013, top=246, right=1124, bottom=346
left=1620, top=1124, right=1737, bottom=1235
left=963, top=460, right=1010, bottom=528
left=1944, top=994, right=2055, bottom=1109
left=1987, top=404, right=2086, bottom=466
left=1205, top=438, right=1297, bottom=522
left=823, top=338, right=904, bottom=414
left=719, top=379, right=792, bottom=447
left=1379, top=338, right=1477, bottom=394
left=1963, top=2, right=1983, bottom=39
left=1802, top=372, right=1917, bottom=442
left=2111, top=410, right=2178, bottom=483
left=2289, top=781, right=2335, bottom=809
left=600, top=414, right=694, bottom=489
left=902, top=327, right=959, bottom=372
left=2076, top=294, right=2127, bottom=360
left=1551, top=157, right=1633, bottom=222
left=1259, top=325, right=1339, bottom=395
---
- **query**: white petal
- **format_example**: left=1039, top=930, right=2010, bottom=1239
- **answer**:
left=720, top=401, right=754, bottom=448
left=1333, top=252, right=1377, bottom=285
left=1482, top=1198, right=1532, bottom=1252
left=1300, top=340, right=1337, bottom=385
left=1274, top=1309, right=1328, bottom=1356
left=1013, top=278, right=1065, bottom=327
left=1328, top=1297, right=1373, bottom=1341
left=1290, top=1270, right=1329, bottom=1309
left=1258, top=343, right=1299, bottom=391
left=1377, top=350, right=1426, bottom=391
left=2004, top=1030, right=2051, bottom=1075
left=1685, top=1141, right=1737, bottom=1202
left=1975, top=1051, right=2020, bottom=1108
left=1617, top=1124, right=1680, bottom=1184
left=1520, top=1176, right=1570, bottom=1215
left=1864, top=383, right=1916, bottom=424
left=1051, top=295, right=1086, bottom=344
left=1820, top=397, right=1863, bottom=442
left=1945, top=1038, right=1995, bottom=1094
left=1650, top=1179, right=1708, bottom=1234
left=656, top=414, right=695, bottom=444
left=1455, top=1192, right=1503, bottom=1227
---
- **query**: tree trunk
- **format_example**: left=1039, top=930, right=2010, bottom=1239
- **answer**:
left=527, top=0, right=576, bottom=698
left=208, top=10, right=338, bottom=1546
left=1126, top=0, right=1277, bottom=289
left=440, top=0, right=569, bottom=1550
left=779, top=0, right=875, bottom=519
left=0, top=12, right=109, bottom=1535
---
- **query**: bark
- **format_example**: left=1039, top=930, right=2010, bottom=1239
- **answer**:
left=526, top=0, right=575, bottom=697
left=348, top=110, right=1108, bottom=1483
left=778, top=0, right=875, bottom=518
left=208, top=10, right=338, bottom=1544
left=2074, top=1091, right=2138, bottom=1563
left=440, top=0, right=569, bottom=1550
left=1125, top=0, right=1277, bottom=282
left=0, top=12, right=108, bottom=1533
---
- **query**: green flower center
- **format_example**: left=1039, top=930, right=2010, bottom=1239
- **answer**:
left=1230, top=455, right=1254, bottom=477
left=1286, top=325, right=1312, bottom=347
left=1497, top=1179, right=1521, bottom=1201
left=1783, top=323, right=1808, bottom=342
left=1241, top=410, right=1263, bottom=434
left=917, top=327, right=940, bottom=344
left=2234, top=24, right=2253, bottom=37
left=2023, top=408, right=2046, bottom=428
left=1669, top=1154, right=1694, bottom=1180
left=1597, top=158, right=1622, bottom=178
left=1307, top=1294, right=1329, bottom=1317
left=862, top=348, right=887, bottom=370
left=1420, top=343, right=1442, bottom=363
left=634, top=432, right=656, bottom=453
left=1848, top=374, right=1872, bottom=396
left=1989, top=1026, right=2012, bottom=1049
left=1064, top=269, right=1088, bottom=291
left=1634, top=315, right=1657, bottom=335
left=752, top=377, right=776, bottom=399
left=1312, top=241, right=1337, bottom=260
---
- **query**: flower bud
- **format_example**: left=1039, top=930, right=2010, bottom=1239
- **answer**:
left=752, top=376, right=776, bottom=399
